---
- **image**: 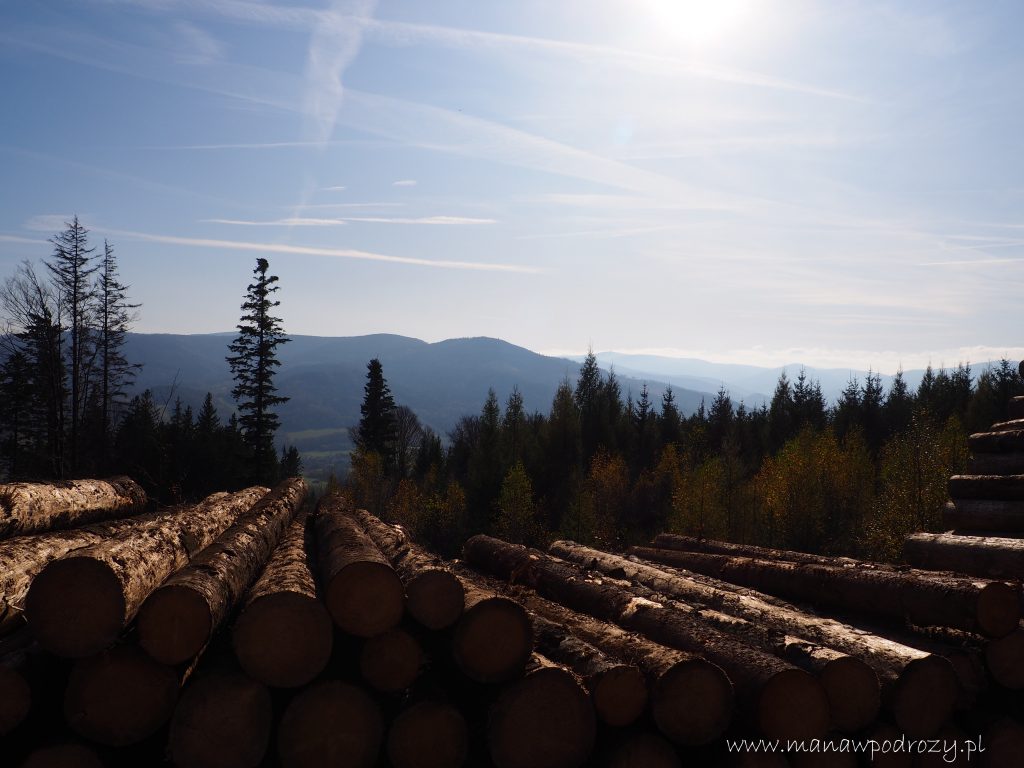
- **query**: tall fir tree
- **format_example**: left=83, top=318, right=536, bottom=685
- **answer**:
left=226, top=258, right=290, bottom=484
left=47, top=216, right=98, bottom=472
left=356, top=358, right=397, bottom=466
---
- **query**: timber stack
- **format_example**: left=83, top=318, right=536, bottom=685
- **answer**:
left=2, top=472, right=1023, bottom=767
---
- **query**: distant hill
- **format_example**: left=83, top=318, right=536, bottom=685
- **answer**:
left=123, top=333, right=713, bottom=478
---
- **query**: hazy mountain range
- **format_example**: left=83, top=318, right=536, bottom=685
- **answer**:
left=122, top=333, right=987, bottom=477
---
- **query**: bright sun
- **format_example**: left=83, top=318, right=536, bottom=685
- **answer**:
left=644, top=0, right=757, bottom=49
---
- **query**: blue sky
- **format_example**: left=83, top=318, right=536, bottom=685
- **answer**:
left=2, top=0, right=1023, bottom=373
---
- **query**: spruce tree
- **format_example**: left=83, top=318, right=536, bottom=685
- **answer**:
left=226, top=258, right=290, bottom=484
left=47, top=216, right=98, bottom=471
left=356, top=358, right=397, bottom=465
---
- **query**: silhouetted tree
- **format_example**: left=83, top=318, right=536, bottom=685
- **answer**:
left=226, top=258, right=290, bottom=484
left=356, top=358, right=397, bottom=465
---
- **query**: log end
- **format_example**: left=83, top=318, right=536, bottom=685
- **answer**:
left=651, top=658, right=734, bottom=746
left=757, top=668, right=830, bottom=741
left=590, top=665, right=648, bottom=728
left=25, top=557, right=126, bottom=658
left=18, top=744, right=105, bottom=768
left=889, top=655, right=958, bottom=739
left=64, top=645, right=179, bottom=747
left=359, top=628, right=423, bottom=693
left=277, top=681, right=383, bottom=768
left=818, top=656, right=880, bottom=733
left=169, top=670, right=273, bottom=768
left=137, top=584, right=213, bottom=666
left=985, top=627, right=1024, bottom=689
left=0, top=662, right=31, bottom=735
left=607, top=732, right=681, bottom=768
left=488, top=666, right=596, bottom=768
left=406, top=570, right=465, bottom=630
left=325, top=561, right=405, bottom=638
left=386, top=701, right=469, bottom=768
left=976, top=581, right=1020, bottom=638
left=452, top=596, right=533, bottom=684
left=232, top=592, right=333, bottom=688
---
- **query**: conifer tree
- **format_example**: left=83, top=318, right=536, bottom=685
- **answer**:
left=356, top=358, right=397, bottom=465
left=226, top=258, right=290, bottom=484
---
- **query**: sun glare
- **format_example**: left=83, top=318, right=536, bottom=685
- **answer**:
left=644, top=0, right=758, bottom=49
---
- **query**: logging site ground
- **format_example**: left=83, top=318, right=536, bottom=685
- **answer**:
left=3, top=1, right=1024, bottom=767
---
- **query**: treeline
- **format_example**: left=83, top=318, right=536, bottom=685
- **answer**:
left=349, top=353, right=1023, bottom=562
left=0, top=220, right=297, bottom=499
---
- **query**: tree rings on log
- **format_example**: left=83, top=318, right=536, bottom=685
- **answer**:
left=360, top=628, right=423, bottom=693
left=452, top=585, right=532, bottom=684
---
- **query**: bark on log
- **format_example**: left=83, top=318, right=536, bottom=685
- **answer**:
left=0, top=476, right=146, bottom=539
left=989, top=419, right=1024, bottom=433
left=949, top=474, right=1024, bottom=501
left=628, top=544, right=1019, bottom=638
left=0, top=508, right=193, bottom=638
left=968, top=429, right=1024, bottom=453
left=464, top=535, right=827, bottom=742
left=386, top=701, right=469, bottom=768
left=451, top=578, right=533, bottom=684
left=232, top=514, right=332, bottom=688
left=969, top=452, right=1024, bottom=476
left=550, top=541, right=956, bottom=738
left=943, top=499, right=1024, bottom=533
left=903, top=532, right=1024, bottom=581
left=651, top=534, right=861, bottom=569
left=360, top=628, right=423, bottom=693
left=63, top=644, right=180, bottom=746
left=494, top=580, right=733, bottom=745
left=168, top=669, right=273, bottom=768
left=26, top=487, right=268, bottom=658
left=137, top=478, right=307, bottom=665
left=314, top=496, right=404, bottom=638
left=985, top=626, right=1024, bottom=689
left=487, top=654, right=596, bottom=768
left=18, top=744, right=104, bottom=768
left=349, top=508, right=465, bottom=630
left=277, top=680, right=384, bottom=768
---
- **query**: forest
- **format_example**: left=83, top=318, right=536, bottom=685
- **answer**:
left=347, top=352, right=1024, bottom=563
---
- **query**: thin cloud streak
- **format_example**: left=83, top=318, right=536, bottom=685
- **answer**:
left=98, top=228, right=542, bottom=273
left=206, top=215, right=496, bottom=226
left=0, top=234, right=50, bottom=245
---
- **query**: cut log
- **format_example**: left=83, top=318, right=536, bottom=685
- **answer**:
left=26, top=487, right=268, bottom=658
left=628, top=544, right=1019, bottom=638
left=990, top=418, right=1024, bottom=433
left=63, top=644, right=180, bottom=746
left=862, top=723, right=913, bottom=768
left=605, top=732, right=681, bottom=768
left=232, top=514, right=332, bottom=688
left=986, top=626, right=1024, bottom=689
left=981, top=717, right=1024, bottom=768
left=349, top=508, right=465, bottom=630
left=360, top=628, right=423, bottom=693
left=315, top=496, right=405, bottom=638
left=495, top=580, right=733, bottom=745
left=464, top=535, right=828, bottom=742
left=943, top=499, right=1024, bottom=533
left=1009, top=396, right=1024, bottom=421
left=550, top=541, right=955, bottom=738
left=0, top=643, right=31, bottom=735
left=949, top=474, right=1024, bottom=501
left=386, top=701, right=469, bottom=768
left=969, top=429, right=1024, bottom=453
left=651, top=534, right=860, bottom=568
left=452, top=578, right=533, bottom=684
left=968, top=452, right=1024, bottom=476
left=0, top=476, right=146, bottom=539
left=903, top=532, right=1024, bottom=581
left=137, top=478, right=307, bottom=665
left=788, top=733, right=857, bottom=768
left=18, top=744, right=104, bottom=768
left=530, top=612, right=647, bottom=727
left=1, top=509, right=190, bottom=638
left=487, top=654, right=596, bottom=768
left=168, top=669, right=272, bottom=768
left=277, top=680, right=384, bottom=768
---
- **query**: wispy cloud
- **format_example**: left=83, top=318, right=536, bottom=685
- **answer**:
left=172, top=21, right=223, bottom=64
left=205, top=215, right=495, bottom=226
left=24, top=214, right=80, bottom=232
left=0, top=234, right=50, bottom=245
left=344, top=216, right=493, bottom=225
left=304, top=0, right=376, bottom=145
left=392, top=179, right=417, bottom=187
left=98, top=228, right=541, bottom=273
left=322, top=185, right=347, bottom=191
left=205, top=217, right=349, bottom=227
